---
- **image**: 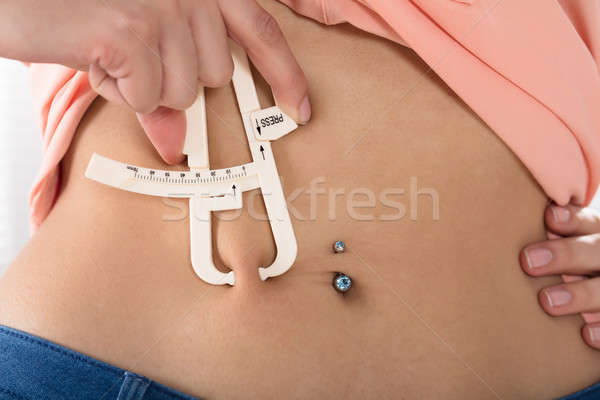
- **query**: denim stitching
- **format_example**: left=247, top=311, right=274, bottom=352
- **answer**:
left=0, top=327, right=122, bottom=376
left=119, top=375, right=141, bottom=400
left=121, top=372, right=150, bottom=399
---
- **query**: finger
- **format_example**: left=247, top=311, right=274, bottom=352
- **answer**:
left=538, top=278, right=600, bottom=316
left=185, top=0, right=233, bottom=87
left=137, top=107, right=186, bottom=164
left=156, top=5, right=199, bottom=109
left=545, top=204, right=600, bottom=236
left=220, top=0, right=311, bottom=124
left=89, top=33, right=163, bottom=114
left=520, top=233, right=600, bottom=276
left=582, top=323, right=600, bottom=350
left=89, top=62, right=127, bottom=107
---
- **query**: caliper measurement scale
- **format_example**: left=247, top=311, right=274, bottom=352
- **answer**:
left=85, top=41, right=298, bottom=286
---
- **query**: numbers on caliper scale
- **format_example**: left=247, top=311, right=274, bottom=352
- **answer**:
left=128, top=164, right=250, bottom=185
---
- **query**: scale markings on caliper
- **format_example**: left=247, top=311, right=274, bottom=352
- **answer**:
left=85, top=41, right=298, bottom=286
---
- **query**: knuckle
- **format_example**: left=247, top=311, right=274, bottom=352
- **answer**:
left=202, top=72, right=231, bottom=88
left=202, top=63, right=234, bottom=88
left=90, top=39, right=125, bottom=71
left=176, top=89, right=199, bottom=109
left=128, top=93, right=157, bottom=113
left=254, top=10, right=283, bottom=46
left=137, top=103, right=159, bottom=115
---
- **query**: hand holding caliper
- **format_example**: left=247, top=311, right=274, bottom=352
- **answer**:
left=86, top=41, right=299, bottom=286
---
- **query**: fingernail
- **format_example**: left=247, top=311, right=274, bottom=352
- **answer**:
left=524, top=247, right=552, bottom=268
left=298, top=95, right=311, bottom=125
left=544, top=287, right=572, bottom=307
left=589, top=326, right=600, bottom=343
left=551, top=206, right=570, bottom=223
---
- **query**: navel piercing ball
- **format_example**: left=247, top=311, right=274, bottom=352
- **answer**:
left=333, top=272, right=353, bottom=293
left=332, top=240, right=345, bottom=253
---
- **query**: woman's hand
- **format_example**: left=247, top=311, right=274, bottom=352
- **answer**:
left=520, top=204, right=600, bottom=350
left=0, top=0, right=311, bottom=163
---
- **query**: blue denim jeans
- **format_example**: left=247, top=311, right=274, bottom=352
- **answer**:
left=0, top=325, right=200, bottom=400
left=1, top=323, right=598, bottom=399
left=559, top=381, right=600, bottom=400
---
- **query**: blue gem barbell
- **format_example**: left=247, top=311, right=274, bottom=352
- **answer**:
left=333, top=272, right=352, bottom=293
left=333, top=240, right=345, bottom=253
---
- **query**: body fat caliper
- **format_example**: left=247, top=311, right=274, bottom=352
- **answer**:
left=84, top=41, right=298, bottom=286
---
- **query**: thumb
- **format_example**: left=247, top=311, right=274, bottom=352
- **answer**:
left=137, top=107, right=186, bottom=165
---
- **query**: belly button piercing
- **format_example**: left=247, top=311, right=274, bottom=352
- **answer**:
left=333, top=272, right=353, bottom=293
left=332, top=240, right=345, bottom=253
left=332, top=241, right=351, bottom=293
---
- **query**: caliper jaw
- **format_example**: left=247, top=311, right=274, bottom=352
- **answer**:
left=183, top=41, right=298, bottom=286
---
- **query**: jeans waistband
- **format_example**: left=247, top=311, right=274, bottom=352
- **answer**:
left=0, top=325, right=200, bottom=400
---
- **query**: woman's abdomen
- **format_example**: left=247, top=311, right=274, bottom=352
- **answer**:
left=0, top=1, right=599, bottom=399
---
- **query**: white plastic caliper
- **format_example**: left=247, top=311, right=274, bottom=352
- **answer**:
left=85, top=41, right=298, bottom=286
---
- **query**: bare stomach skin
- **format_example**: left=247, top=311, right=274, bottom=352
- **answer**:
left=1, top=2, right=599, bottom=399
